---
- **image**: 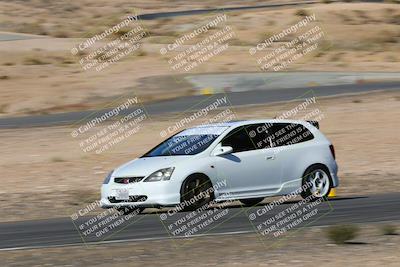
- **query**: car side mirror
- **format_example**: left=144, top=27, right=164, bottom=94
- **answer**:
left=213, top=145, right=233, bottom=156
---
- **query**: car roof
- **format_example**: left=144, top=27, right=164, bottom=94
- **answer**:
left=196, top=119, right=311, bottom=129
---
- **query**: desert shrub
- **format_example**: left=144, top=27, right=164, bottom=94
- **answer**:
left=113, top=27, right=132, bottom=38
left=136, top=49, right=147, bottom=57
left=384, top=0, right=400, bottom=4
left=228, top=38, right=254, bottom=46
left=23, top=56, right=50, bottom=65
left=326, top=225, right=359, bottom=244
left=381, top=225, right=397, bottom=235
left=387, top=14, right=400, bottom=25
left=51, top=29, right=70, bottom=38
left=17, top=22, right=47, bottom=35
left=148, top=35, right=176, bottom=44
left=62, top=3, right=80, bottom=12
left=52, top=56, right=75, bottom=65
left=373, top=30, right=398, bottom=44
left=0, top=104, right=8, bottom=113
left=295, top=9, right=310, bottom=17
left=68, top=189, right=98, bottom=205
left=51, top=156, right=65, bottom=162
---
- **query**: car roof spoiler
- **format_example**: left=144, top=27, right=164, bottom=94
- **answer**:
left=307, top=120, right=319, bottom=129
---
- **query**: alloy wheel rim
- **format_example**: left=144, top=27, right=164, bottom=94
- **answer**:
left=308, top=169, right=330, bottom=197
left=185, top=178, right=211, bottom=204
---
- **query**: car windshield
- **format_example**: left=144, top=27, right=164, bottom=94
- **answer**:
left=142, top=126, right=228, bottom=157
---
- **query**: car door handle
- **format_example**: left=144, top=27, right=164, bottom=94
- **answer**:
left=266, top=155, right=275, bottom=160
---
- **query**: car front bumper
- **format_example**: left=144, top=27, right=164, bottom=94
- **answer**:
left=100, top=181, right=181, bottom=209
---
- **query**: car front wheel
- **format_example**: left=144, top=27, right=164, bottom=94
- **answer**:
left=181, top=175, right=214, bottom=211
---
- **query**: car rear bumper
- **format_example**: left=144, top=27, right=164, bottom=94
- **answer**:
left=329, top=161, right=339, bottom=188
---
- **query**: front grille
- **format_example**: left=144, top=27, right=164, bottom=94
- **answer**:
left=108, top=195, right=148, bottom=203
left=114, top=177, right=144, bottom=184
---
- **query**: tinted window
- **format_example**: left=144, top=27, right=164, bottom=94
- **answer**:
left=221, top=124, right=269, bottom=152
left=221, top=126, right=256, bottom=153
left=268, top=123, right=314, bottom=147
left=221, top=123, right=314, bottom=153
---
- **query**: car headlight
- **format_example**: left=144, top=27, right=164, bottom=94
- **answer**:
left=103, top=170, right=114, bottom=184
left=144, top=167, right=175, bottom=182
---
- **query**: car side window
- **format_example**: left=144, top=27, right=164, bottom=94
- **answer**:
left=221, top=125, right=259, bottom=153
left=286, top=123, right=314, bottom=145
left=269, top=123, right=314, bottom=147
left=221, top=123, right=314, bottom=152
left=246, top=123, right=273, bottom=149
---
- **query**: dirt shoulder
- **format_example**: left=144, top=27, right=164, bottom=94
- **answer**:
left=1, top=222, right=399, bottom=266
left=1, top=2, right=400, bottom=116
left=0, top=90, right=399, bottom=222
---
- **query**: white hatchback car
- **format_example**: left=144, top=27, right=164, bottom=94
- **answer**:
left=101, top=119, right=339, bottom=214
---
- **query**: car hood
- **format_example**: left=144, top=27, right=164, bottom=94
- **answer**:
left=113, top=156, right=192, bottom=177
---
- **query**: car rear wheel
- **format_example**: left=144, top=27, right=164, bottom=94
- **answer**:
left=300, top=165, right=332, bottom=200
left=181, top=175, right=214, bottom=211
left=239, top=198, right=264, bottom=207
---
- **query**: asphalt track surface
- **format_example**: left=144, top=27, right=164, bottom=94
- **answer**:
left=136, top=0, right=384, bottom=20
left=0, top=1, right=317, bottom=42
left=1, top=81, right=400, bottom=129
left=137, top=1, right=320, bottom=20
left=1, top=0, right=397, bottom=253
left=0, top=193, right=399, bottom=250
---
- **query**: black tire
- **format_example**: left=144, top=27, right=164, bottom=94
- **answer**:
left=300, top=164, right=332, bottom=201
left=116, top=206, right=144, bottom=216
left=181, top=175, right=214, bottom=211
left=239, top=198, right=264, bottom=207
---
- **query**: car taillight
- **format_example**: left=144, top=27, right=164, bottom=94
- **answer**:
left=329, top=144, right=335, bottom=159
